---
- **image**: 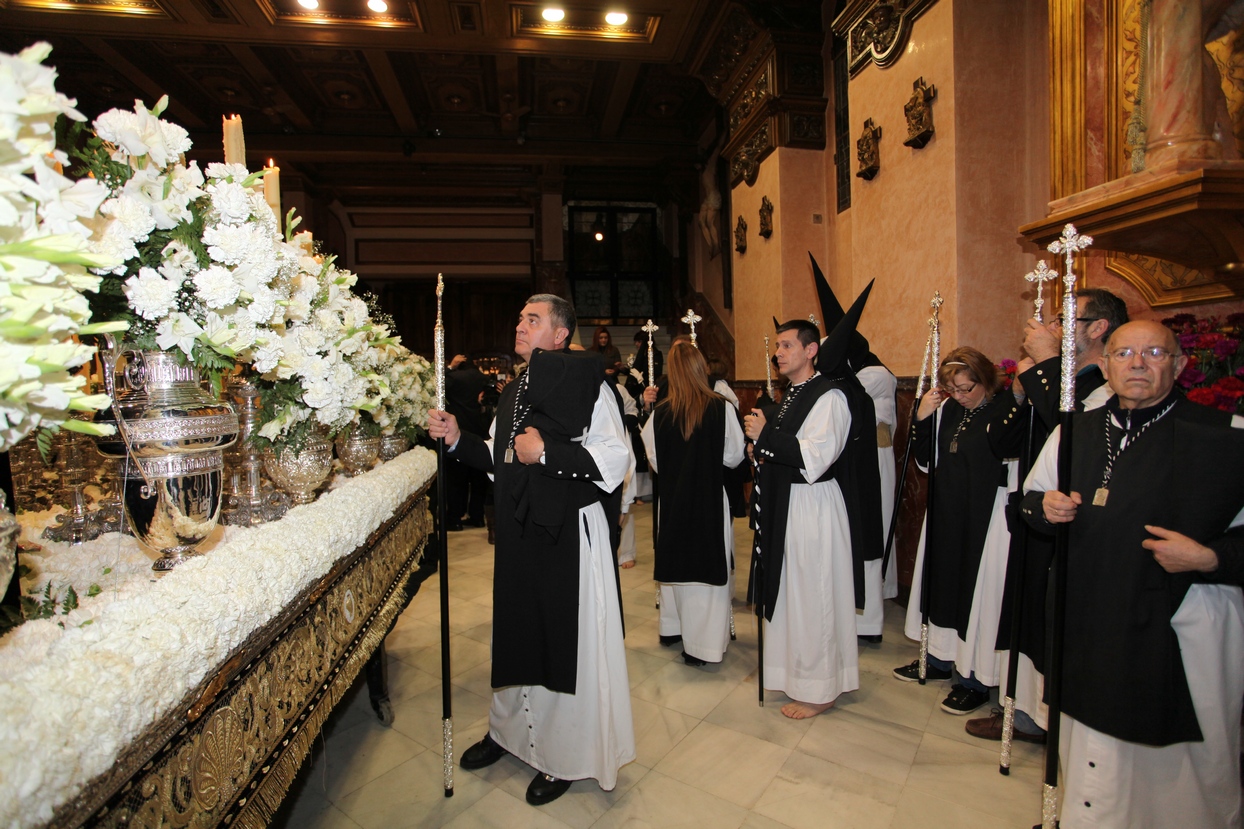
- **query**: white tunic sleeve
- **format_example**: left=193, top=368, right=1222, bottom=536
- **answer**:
left=856, top=366, right=897, bottom=428
left=723, top=406, right=745, bottom=469
left=583, top=382, right=631, bottom=493
left=714, top=379, right=741, bottom=411
left=795, top=388, right=851, bottom=483
left=640, top=416, right=658, bottom=475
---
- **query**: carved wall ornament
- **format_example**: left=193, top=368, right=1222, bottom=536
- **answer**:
left=790, top=111, right=826, bottom=144
left=735, top=215, right=748, bottom=253
left=833, top=0, right=937, bottom=77
left=903, top=76, right=937, bottom=148
left=856, top=118, right=882, bottom=180
left=729, top=69, right=769, bottom=135
left=730, top=121, right=774, bottom=186
left=759, top=196, right=774, bottom=238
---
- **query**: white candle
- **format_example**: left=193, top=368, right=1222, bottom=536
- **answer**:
left=222, top=114, right=245, bottom=166
left=263, top=159, right=282, bottom=232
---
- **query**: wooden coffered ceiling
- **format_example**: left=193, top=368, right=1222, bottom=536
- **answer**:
left=0, top=0, right=825, bottom=208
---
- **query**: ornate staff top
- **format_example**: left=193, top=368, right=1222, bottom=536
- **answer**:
left=642, top=318, right=659, bottom=388
left=434, top=273, right=446, bottom=411
left=1047, top=224, right=1093, bottom=411
left=1024, top=260, right=1058, bottom=323
left=681, top=308, right=702, bottom=347
left=808, top=313, right=821, bottom=330
left=764, top=335, right=773, bottom=399
left=930, top=290, right=943, bottom=379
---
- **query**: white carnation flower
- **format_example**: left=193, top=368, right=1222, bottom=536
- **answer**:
left=123, top=268, right=179, bottom=320
left=206, top=180, right=252, bottom=225
left=191, top=265, right=240, bottom=309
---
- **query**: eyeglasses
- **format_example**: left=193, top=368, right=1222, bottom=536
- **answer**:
left=1055, top=315, right=1098, bottom=326
left=942, top=382, right=978, bottom=396
left=1106, top=346, right=1175, bottom=363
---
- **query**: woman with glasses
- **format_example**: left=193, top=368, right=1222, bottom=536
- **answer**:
left=641, top=341, right=745, bottom=666
left=894, top=346, right=1027, bottom=716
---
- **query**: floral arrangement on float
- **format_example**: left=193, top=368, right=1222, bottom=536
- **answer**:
left=1162, top=312, right=1244, bottom=414
left=0, top=44, right=128, bottom=455
left=996, top=358, right=1019, bottom=392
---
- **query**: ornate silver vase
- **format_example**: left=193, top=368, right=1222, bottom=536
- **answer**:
left=263, top=433, right=333, bottom=505
left=378, top=433, right=410, bottom=461
left=95, top=342, right=239, bottom=571
left=221, top=376, right=288, bottom=526
left=335, top=433, right=380, bottom=476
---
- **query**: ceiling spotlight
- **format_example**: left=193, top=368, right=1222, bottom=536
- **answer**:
left=297, top=0, right=318, bottom=8
left=542, top=8, right=565, bottom=22
left=591, top=213, right=606, bottom=242
left=605, top=11, right=627, bottom=25
left=368, top=0, right=388, bottom=11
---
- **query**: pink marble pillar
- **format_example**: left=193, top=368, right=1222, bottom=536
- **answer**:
left=1145, top=0, right=1232, bottom=166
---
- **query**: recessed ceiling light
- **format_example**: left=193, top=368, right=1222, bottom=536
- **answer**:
left=368, top=0, right=387, bottom=11
left=605, top=11, right=627, bottom=25
left=297, top=0, right=318, bottom=8
left=542, top=8, right=565, bottom=22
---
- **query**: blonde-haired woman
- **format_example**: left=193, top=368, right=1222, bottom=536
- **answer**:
left=641, top=341, right=745, bottom=666
left=895, top=346, right=1026, bottom=715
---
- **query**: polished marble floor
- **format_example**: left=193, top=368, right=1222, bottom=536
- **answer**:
left=271, top=503, right=1048, bottom=828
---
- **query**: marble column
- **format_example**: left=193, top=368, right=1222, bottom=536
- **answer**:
left=1145, top=0, right=1233, bottom=166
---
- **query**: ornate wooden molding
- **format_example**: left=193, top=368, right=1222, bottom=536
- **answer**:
left=1048, top=0, right=1087, bottom=201
left=691, top=2, right=828, bottom=188
left=830, top=0, right=939, bottom=77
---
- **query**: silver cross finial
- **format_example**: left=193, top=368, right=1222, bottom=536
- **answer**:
left=1047, top=224, right=1093, bottom=411
left=1024, top=259, right=1058, bottom=323
left=681, top=308, right=703, bottom=347
left=808, top=314, right=821, bottom=330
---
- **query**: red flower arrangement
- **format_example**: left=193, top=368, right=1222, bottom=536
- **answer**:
left=997, top=359, right=1018, bottom=391
left=1162, top=312, right=1244, bottom=415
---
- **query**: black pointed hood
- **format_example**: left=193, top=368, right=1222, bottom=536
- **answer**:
left=816, top=280, right=873, bottom=379
left=810, top=252, right=845, bottom=334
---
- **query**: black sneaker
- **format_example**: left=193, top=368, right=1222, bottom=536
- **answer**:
left=940, top=683, right=990, bottom=715
left=892, top=659, right=952, bottom=682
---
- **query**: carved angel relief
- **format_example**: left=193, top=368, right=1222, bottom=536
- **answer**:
left=735, top=215, right=748, bottom=254
left=759, top=196, right=774, bottom=239
left=857, top=118, right=882, bottom=180
left=903, top=77, right=937, bottom=148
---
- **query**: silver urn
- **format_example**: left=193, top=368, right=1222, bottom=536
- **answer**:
left=335, top=433, right=380, bottom=476
left=378, top=433, right=410, bottom=461
left=95, top=344, right=238, bottom=571
left=263, top=432, right=333, bottom=505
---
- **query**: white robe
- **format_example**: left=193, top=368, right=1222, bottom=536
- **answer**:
left=903, top=403, right=1018, bottom=686
left=764, top=388, right=860, bottom=704
left=857, top=366, right=898, bottom=636
left=1025, top=414, right=1244, bottom=828
left=484, top=384, right=635, bottom=789
left=641, top=408, right=745, bottom=662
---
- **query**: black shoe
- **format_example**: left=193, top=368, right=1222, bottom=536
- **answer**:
left=659, top=634, right=682, bottom=647
left=892, top=659, right=952, bottom=682
left=526, top=772, right=572, bottom=805
left=941, top=683, right=990, bottom=715
left=858, top=634, right=883, bottom=644
left=682, top=651, right=708, bottom=667
left=460, top=734, right=508, bottom=770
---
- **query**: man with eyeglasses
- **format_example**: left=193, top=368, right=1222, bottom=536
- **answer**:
left=966, top=289, right=1128, bottom=746
left=1020, top=319, right=1244, bottom=828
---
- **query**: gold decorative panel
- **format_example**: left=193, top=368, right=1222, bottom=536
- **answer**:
left=509, top=4, right=660, bottom=44
left=49, top=490, right=434, bottom=829
left=3, top=0, right=166, bottom=17
left=258, top=0, right=423, bottom=29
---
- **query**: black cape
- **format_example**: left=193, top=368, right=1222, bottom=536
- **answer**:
left=995, top=358, right=1106, bottom=668
left=453, top=348, right=609, bottom=694
left=753, top=372, right=882, bottom=619
left=1021, top=394, right=1244, bottom=746
left=915, top=392, right=1026, bottom=638
left=652, top=397, right=732, bottom=585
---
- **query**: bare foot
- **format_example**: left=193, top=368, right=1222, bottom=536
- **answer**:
left=780, top=699, right=835, bottom=719
left=620, top=560, right=636, bottom=569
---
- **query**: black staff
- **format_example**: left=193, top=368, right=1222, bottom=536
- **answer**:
left=1040, top=225, right=1093, bottom=828
left=998, top=400, right=1035, bottom=775
left=433, top=274, right=454, bottom=798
